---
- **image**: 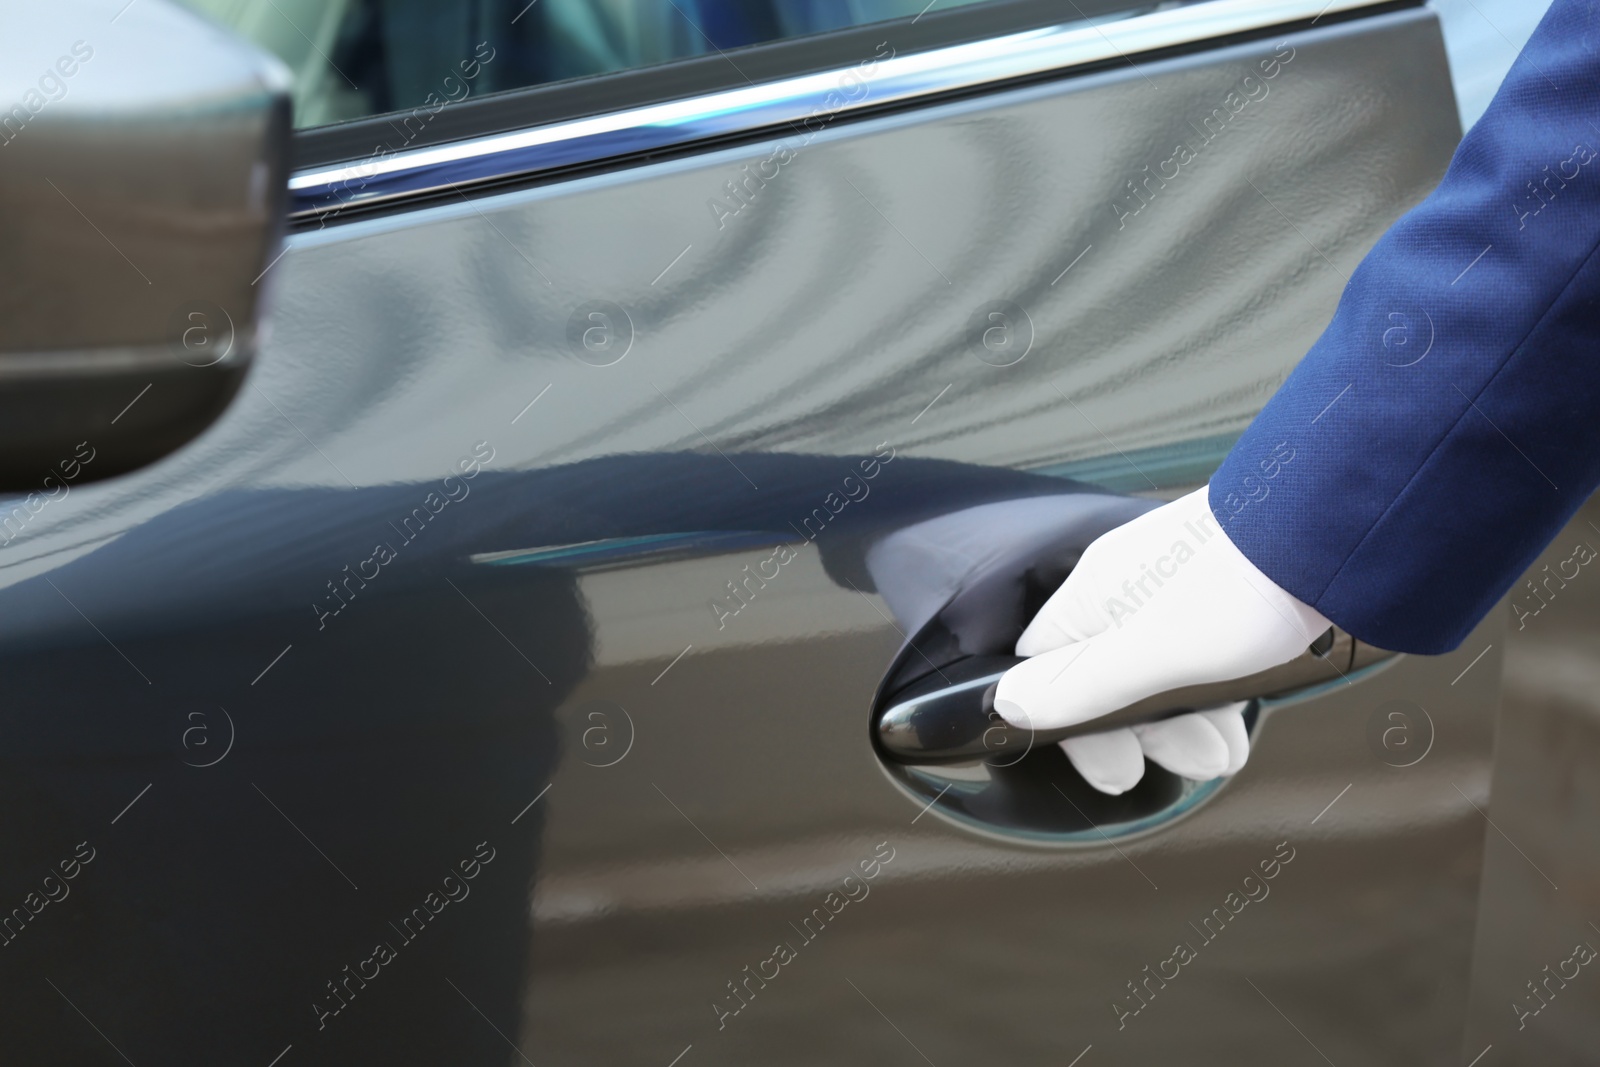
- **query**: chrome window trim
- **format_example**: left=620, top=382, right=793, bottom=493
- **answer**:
left=288, top=0, right=1399, bottom=220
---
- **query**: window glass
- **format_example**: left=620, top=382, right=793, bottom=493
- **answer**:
left=178, top=0, right=1007, bottom=129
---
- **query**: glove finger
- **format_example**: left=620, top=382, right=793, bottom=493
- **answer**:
left=994, top=641, right=1094, bottom=730
left=1059, top=728, right=1146, bottom=795
left=997, top=619, right=1175, bottom=731
left=1016, top=611, right=1073, bottom=657
left=1133, top=713, right=1231, bottom=780
left=1016, top=587, right=1108, bottom=657
left=1015, top=545, right=1125, bottom=656
left=1199, top=702, right=1251, bottom=777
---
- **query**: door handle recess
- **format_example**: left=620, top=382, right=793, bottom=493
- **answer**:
left=875, top=627, right=1396, bottom=765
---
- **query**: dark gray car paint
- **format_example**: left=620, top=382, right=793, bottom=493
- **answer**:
left=1462, top=498, right=1600, bottom=1066
left=0, top=8, right=1489, bottom=1065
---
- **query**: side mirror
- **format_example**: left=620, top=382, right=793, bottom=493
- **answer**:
left=0, top=0, right=291, bottom=489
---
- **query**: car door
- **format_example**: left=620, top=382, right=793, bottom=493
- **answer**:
left=2, top=1, right=1496, bottom=1065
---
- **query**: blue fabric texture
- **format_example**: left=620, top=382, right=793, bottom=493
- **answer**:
left=1211, top=0, right=1600, bottom=654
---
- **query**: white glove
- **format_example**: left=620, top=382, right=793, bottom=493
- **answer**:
left=994, top=486, right=1330, bottom=795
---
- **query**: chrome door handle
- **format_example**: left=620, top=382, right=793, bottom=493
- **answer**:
left=874, top=627, right=1396, bottom=764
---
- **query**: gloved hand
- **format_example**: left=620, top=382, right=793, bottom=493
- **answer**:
left=994, top=486, right=1330, bottom=794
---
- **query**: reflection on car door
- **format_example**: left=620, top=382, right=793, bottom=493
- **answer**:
left=0, top=2, right=1498, bottom=1066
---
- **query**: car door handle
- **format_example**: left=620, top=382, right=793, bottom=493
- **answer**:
left=875, top=627, right=1397, bottom=764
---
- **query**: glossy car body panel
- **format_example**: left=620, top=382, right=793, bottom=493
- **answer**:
left=0, top=6, right=1485, bottom=1065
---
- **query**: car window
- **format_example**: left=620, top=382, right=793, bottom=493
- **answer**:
left=179, top=0, right=1026, bottom=129
left=1429, top=0, right=1557, bottom=130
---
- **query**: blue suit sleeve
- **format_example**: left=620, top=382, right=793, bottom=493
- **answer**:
left=1211, top=0, right=1600, bottom=654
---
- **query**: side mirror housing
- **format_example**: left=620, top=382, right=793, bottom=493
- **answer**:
left=0, top=0, right=291, bottom=489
